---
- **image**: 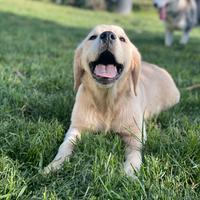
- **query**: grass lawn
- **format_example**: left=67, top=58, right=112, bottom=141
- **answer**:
left=0, top=0, right=200, bottom=199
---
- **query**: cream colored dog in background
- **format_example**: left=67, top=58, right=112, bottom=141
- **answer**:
left=44, top=25, right=180, bottom=177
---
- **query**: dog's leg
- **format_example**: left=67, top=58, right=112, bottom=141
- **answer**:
left=165, top=29, right=173, bottom=47
left=43, top=127, right=81, bottom=174
left=122, top=134, right=143, bottom=178
left=180, top=30, right=190, bottom=45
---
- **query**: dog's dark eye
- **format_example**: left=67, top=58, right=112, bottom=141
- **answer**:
left=119, top=36, right=126, bottom=42
left=88, top=35, right=97, bottom=40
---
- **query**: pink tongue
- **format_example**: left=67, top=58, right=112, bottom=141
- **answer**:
left=94, top=64, right=117, bottom=78
left=159, top=7, right=167, bottom=20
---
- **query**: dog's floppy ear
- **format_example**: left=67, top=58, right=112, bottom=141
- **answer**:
left=73, top=44, right=84, bottom=91
left=131, top=45, right=141, bottom=96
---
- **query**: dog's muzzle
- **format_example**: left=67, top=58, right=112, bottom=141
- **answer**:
left=100, top=31, right=116, bottom=44
left=89, top=50, right=124, bottom=85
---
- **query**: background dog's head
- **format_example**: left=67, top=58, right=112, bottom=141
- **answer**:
left=153, top=0, right=176, bottom=20
left=74, top=25, right=141, bottom=95
left=153, top=0, right=173, bottom=9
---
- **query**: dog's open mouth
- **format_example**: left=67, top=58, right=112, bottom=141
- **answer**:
left=89, top=50, right=124, bottom=84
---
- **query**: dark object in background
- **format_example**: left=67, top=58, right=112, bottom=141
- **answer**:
left=73, top=0, right=106, bottom=10
left=106, top=0, right=132, bottom=14
left=55, top=0, right=133, bottom=14
left=196, top=0, right=200, bottom=24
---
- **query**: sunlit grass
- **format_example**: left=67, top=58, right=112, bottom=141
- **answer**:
left=0, top=0, right=200, bottom=199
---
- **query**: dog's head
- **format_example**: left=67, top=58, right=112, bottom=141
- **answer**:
left=153, top=0, right=173, bottom=20
left=153, top=0, right=173, bottom=8
left=74, top=25, right=141, bottom=95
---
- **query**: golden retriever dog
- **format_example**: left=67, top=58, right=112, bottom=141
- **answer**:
left=44, top=25, right=180, bottom=177
left=153, top=0, right=198, bottom=46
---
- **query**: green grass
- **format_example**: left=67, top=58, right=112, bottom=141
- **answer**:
left=0, top=0, right=200, bottom=199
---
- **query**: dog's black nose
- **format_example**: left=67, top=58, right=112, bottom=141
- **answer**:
left=153, top=3, right=158, bottom=8
left=100, top=31, right=116, bottom=43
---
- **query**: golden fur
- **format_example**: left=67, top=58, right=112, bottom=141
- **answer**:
left=44, top=25, right=180, bottom=177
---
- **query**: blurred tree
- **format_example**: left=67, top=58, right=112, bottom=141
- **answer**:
left=106, top=0, right=133, bottom=14
left=55, top=0, right=62, bottom=4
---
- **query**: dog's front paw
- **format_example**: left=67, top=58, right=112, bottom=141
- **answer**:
left=43, top=156, right=68, bottom=175
left=123, top=163, right=137, bottom=179
left=123, top=156, right=141, bottom=178
left=43, top=161, right=62, bottom=175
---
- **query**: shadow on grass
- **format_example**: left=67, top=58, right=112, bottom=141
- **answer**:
left=0, top=11, right=90, bottom=125
left=1, top=11, right=199, bottom=123
left=1, top=9, right=199, bottom=150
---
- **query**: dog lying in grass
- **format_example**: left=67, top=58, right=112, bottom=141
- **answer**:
left=44, top=25, right=180, bottom=177
left=153, top=0, right=199, bottom=46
